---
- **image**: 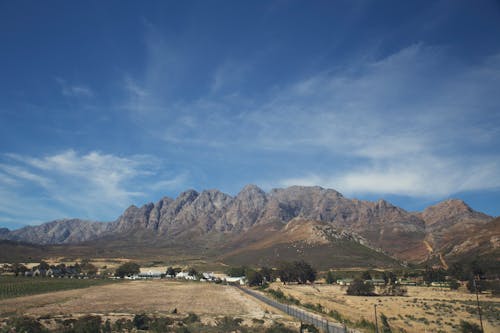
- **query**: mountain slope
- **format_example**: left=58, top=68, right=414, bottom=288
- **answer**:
left=0, top=185, right=496, bottom=267
left=2, top=219, right=114, bottom=244
left=220, top=218, right=400, bottom=269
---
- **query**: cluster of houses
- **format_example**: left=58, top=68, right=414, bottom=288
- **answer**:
left=335, top=277, right=421, bottom=286
left=0, top=262, right=97, bottom=279
left=124, top=269, right=247, bottom=285
left=24, top=265, right=89, bottom=278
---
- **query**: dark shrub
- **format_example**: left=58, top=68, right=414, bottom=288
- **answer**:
left=73, top=315, right=102, bottom=333
left=184, top=313, right=200, bottom=324
left=3, top=316, right=47, bottom=333
left=459, top=320, right=482, bottom=333
left=150, top=317, right=174, bottom=333
left=346, top=279, right=375, bottom=296
left=133, top=313, right=151, bottom=330
left=265, top=323, right=296, bottom=333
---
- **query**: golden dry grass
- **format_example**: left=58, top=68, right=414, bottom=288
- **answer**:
left=0, top=280, right=295, bottom=328
left=268, top=282, right=499, bottom=332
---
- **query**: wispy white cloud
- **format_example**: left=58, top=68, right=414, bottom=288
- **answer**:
left=121, top=39, right=500, bottom=198
left=0, top=150, right=187, bottom=225
left=56, top=77, right=94, bottom=98
left=0, top=164, right=52, bottom=188
left=281, top=155, right=500, bottom=198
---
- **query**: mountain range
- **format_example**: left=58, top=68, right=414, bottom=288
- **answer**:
left=1, top=185, right=498, bottom=268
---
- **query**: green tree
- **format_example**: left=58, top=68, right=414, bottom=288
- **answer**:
left=188, top=267, right=197, bottom=277
left=423, top=266, right=446, bottom=284
left=73, top=262, right=82, bottom=274
left=246, top=269, right=263, bottom=286
left=227, top=266, right=247, bottom=277
left=346, top=279, right=375, bottom=296
left=12, top=263, right=28, bottom=276
left=166, top=266, right=176, bottom=276
left=379, top=284, right=407, bottom=296
left=38, top=260, right=50, bottom=270
left=382, top=271, right=397, bottom=285
left=295, top=260, right=316, bottom=284
left=448, top=262, right=466, bottom=280
left=260, top=266, right=273, bottom=282
left=80, top=260, right=98, bottom=276
left=325, top=271, right=335, bottom=284
left=277, top=261, right=316, bottom=284
left=361, top=270, right=372, bottom=280
left=115, top=262, right=140, bottom=278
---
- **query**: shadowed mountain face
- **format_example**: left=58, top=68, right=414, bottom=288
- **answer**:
left=0, top=185, right=497, bottom=265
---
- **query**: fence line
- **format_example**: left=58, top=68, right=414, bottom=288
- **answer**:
left=235, top=286, right=359, bottom=333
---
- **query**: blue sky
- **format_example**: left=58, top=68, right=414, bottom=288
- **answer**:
left=1, top=0, right=500, bottom=229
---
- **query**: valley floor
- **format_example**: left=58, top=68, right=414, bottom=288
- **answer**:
left=0, top=280, right=298, bottom=331
left=265, top=282, right=499, bottom=333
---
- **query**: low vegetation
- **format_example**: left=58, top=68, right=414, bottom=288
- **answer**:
left=0, top=276, right=117, bottom=300
left=114, top=262, right=140, bottom=278
left=0, top=313, right=297, bottom=333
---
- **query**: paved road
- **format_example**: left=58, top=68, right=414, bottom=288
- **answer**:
left=235, top=285, right=360, bottom=333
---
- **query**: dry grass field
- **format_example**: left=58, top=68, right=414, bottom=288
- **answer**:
left=267, top=282, right=499, bottom=332
left=0, top=280, right=297, bottom=330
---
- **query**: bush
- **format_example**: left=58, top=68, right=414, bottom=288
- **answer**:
left=265, top=324, right=295, bottom=333
left=300, top=323, right=319, bottom=332
left=1, top=316, right=47, bottom=333
left=184, top=313, right=200, bottom=324
left=268, top=288, right=285, bottom=300
left=449, top=279, right=460, bottom=290
left=150, top=317, right=174, bottom=333
left=216, top=316, right=243, bottom=330
left=133, top=313, right=151, bottom=330
left=113, top=318, right=133, bottom=332
left=379, top=284, right=407, bottom=296
left=459, top=320, right=482, bottom=333
left=72, top=315, right=102, bottom=333
left=346, top=279, right=375, bottom=296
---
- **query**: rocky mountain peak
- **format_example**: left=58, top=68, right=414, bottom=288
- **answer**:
left=421, top=198, right=492, bottom=242
left=193, top=189, right=233, bottom=210
left=422, top=199, right=474, bottom=226
left=0, top=185, right=495, bottom=265
left=177, top=189, right=199, bottom=202
left=239, top=184, right=266, bottom=196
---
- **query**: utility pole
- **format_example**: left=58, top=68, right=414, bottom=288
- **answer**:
left=374, top=304, right=379, bottom=333
left=473, top=276, right=484, bottom=333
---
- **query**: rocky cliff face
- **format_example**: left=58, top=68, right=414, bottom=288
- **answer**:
left=1, top=219, right=113, bottom=244
left=418, top=199, right=494, bottom=260
left=0, top=185, right=496, bottom=263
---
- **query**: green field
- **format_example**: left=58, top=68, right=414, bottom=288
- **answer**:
left=0, top=276, right=118, bottom=300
